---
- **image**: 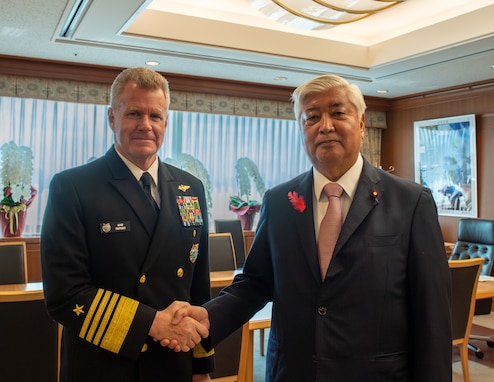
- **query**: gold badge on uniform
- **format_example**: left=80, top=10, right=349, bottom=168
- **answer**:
left=178, top=184, right=190, bottom=192
left=101, top=223, right=111, bottom=233
left=189, top=243, right=199, bottom=263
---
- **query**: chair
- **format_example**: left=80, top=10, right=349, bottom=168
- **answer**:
left=450, top=258, right=484, bottom=382
left=209, top=233, right=237, bottom=272
left=214, top=219, right=268, bottom=356
left=449, top=218, right=494, bottom=358
left=0, top=241, right=27, bottom=284
left=214, top=219, right=246, bottom=269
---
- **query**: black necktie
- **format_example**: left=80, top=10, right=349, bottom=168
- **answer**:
left=140, top=172, right=159, bottom=212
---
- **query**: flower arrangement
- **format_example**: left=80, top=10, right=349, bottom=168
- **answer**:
left=230, top=158, right=265, bottom=229
left=0, top=141, right=37, bottom=236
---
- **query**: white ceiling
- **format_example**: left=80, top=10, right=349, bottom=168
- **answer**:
left=1, top=0, right=494, bottom=98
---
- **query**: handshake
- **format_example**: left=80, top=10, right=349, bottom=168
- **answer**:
left=148, top=301, right=209, bottom=352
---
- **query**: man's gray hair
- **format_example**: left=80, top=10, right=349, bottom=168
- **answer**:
left=110, top=67, right=170, bottom=110
left=291, top=74, right=367, bottom=125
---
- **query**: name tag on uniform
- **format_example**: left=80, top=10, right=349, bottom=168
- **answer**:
left=176, top=196, right=203, bottom=226
left=100, top=221, right=131, bottom=234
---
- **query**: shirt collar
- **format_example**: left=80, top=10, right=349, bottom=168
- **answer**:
left=313, top=153, right=363, bottom=201
left=113, top=146, right=159, bottom=185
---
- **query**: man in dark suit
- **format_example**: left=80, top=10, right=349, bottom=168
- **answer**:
left=40, top=67, right=213, bottom=382
left=173, top=74, right=452, bottom=381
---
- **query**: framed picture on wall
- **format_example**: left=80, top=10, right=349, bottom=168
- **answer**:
left=414, top=114, right=477, bottom=217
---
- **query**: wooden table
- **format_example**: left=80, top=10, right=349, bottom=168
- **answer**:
left=476, top=279, right=494, bottom=300
left=210, top=270, right=240, bottom=288
left=0, top=281, right=44, bottom=302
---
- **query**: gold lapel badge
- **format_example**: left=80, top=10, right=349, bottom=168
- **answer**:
left=178, top=184, right=190, bottom=192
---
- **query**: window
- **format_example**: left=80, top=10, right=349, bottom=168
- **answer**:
left=0, top=96, right=310, bottom=235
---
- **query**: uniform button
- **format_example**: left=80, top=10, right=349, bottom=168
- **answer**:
left=317, top=306, right=327, bottom=316
left=141, top=343, right=148, bottom=352
left=177, top=268, right=184, bottom=278
left=139, top=275, right=146, bottom=284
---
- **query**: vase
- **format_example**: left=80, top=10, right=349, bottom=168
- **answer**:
left=0, top=208, right=27, bottom=237
left=238, top=213, right=256, bottom=230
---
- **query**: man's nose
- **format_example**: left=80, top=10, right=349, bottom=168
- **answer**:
left=319, top=115, right=335, bottom=132
left=139, top=115, right=153, bottom=130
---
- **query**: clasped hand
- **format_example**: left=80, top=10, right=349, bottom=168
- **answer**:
left=149, top=301, right=209, bottom=352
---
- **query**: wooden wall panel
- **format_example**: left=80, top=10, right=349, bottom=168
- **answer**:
left=382, top=86, right=494, bottom=242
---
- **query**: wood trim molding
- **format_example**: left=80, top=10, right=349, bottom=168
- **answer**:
left=0, top=54, right=390, bottom=110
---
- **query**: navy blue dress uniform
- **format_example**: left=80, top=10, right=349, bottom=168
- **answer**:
left=41, top=147, right=214, bottom=381
left=205, top=158, right=452, bottom=382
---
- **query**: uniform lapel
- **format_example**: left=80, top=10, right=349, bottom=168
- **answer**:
left=142, top=163, right=188, bottom=269
left=105, top=148, right=158, bottom=237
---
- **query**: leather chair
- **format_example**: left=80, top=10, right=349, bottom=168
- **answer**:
left=214, top=219, right=246, bottom=269
left=209, top=232, right=237, bottom=272
left=449, top=218, right=494, bottom=358
left=214, top=219, right=245, bottom=268
left=449, top=258, right=484, bottom=382
left=0, top=241, right=27, bottom=284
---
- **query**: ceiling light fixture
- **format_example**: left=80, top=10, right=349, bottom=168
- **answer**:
left=274, top=76, right=288, bottom=81
left=146, top=61, right=160, bottom=66
left=376, top=89, right=388, bottom=94
left=250, top=0, right=405, bottom=30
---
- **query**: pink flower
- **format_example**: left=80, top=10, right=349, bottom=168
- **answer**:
left=288, top=191, right=306, bottom=212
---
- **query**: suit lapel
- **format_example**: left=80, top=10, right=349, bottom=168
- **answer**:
left=333, top=159, right=383, bottom=257
left=291, top=171, right=321, bottom=284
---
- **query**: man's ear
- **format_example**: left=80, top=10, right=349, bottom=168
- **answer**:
left=108, top=108, right=115, bottom=131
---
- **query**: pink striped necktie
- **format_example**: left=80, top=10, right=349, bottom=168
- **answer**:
left=317, top=183, right=343, bottom=280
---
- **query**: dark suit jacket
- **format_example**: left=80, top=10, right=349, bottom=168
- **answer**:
left=41, top=147, right=213, bottom=382
left=205, top=158, right=452, bottom=382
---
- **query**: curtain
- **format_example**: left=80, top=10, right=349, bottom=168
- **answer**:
left=0, top=97, right=311, bottom=234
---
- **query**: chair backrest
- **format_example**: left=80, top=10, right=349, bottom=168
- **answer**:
left=449, top=218, right=494, bottom=276
left=214, top=219, right=246, bottom=268
left=209, top=233, right=237, bottom=272
left=0, top=241, right=28, bottom=284
left=449, top=258, right=484, bottom=342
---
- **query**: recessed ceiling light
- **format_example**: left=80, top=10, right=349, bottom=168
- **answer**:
left=376, top=89, right=388, bottom=94
left=274, top=76, right=287, bottom=81
left=146, top=61, right=160, bottom=66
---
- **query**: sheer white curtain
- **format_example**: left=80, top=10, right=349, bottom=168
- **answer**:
left=0, top=97, right=311, bottom=235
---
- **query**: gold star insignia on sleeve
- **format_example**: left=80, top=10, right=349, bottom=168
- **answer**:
left=178, top=184, right=190, bottom=192
left=73, top=304, right=85, bottom=316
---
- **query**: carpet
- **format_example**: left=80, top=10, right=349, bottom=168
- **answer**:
left=453, top=323, right=494, bottom=365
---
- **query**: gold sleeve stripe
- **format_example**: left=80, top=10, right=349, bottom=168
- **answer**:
left=92, top=292, right=120, bottom=345
left=78, top=288, right=139, bottom=354
left=85, top=290, right=113, bottom=343
left=80, top=288, right=105, bottom=339
left=193, top=343, right=215, bottom=358
left=99, top=295, right=139, bottom=353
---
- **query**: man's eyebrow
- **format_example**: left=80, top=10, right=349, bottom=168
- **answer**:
left=304, top=106, right=320, bottom=113
left=329, top=102, right=345, bottom=108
